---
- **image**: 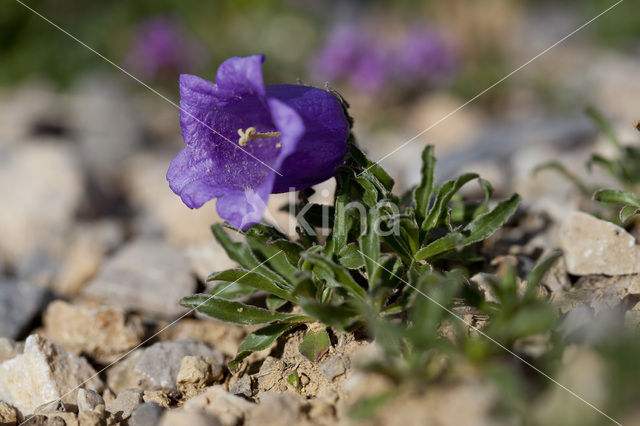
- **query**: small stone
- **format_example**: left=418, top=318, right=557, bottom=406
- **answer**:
left=0, top=143, right=82, bottom=265
left=45, top=413, right=77, bottom=426
left=157, top=409, right=221, bottom=426
left=82, top=239, right=195, bottom=317
left=319, top=354, right=348, bottom=381
left=77, top=410, right=103, bottom=426
left=42, top=300, right=144, bottom=363
left=162, top=319, right=246, bottom=358
left=229, top=376, right=253, bottom=398
left=134, top=341, right=223, bottom=390
left=176, top=356, right=224, bottom=397
left=561, top=211, right=640, bottom=275
left=142, top=391, right=171, bottom=408
left=0, top=280, right=50, bottom=339
left=70, top=75, right=141, bottom=197
left=0, top=335, right=104, bottom=415
left=105, top=351, right=144, bottom=395
left=130, top=403, right=164, bottom=426
left=183, top=386, right=253, bottom=426
left=0, top=338, right=23, bottom=363
left=106, top=389, right=143, bottom=423
left=247, top=392, right=302, bottom=426
left=53, top=221, right=124, bottom=296
left=34, top=399, right=65, bottom=414
left=21, top=415, right=48, bottom=425
left=77, top=389, right=104, bottom=413
left=0, top=400, right=18, bottom=425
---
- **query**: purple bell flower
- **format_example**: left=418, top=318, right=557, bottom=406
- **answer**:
left=167, top=55, right=350, bottom=230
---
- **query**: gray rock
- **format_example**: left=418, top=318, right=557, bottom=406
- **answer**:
left=106, top=389, right=143, bottom=423
left=42, top=300, right=144, bottom=364
left=135, top=341, right=223, bottom=390
left=319, top=354, right=349, bottom=381
left=0, top=334, right=104, bottom=415
left=77, top=389, right=104, bottom=413
left=0, top=142, right=82, bottom=266
left=158, top=409, right=221, bottom=426
left=0, top=280, right=49, bottom=339
left=106, top=350, right=144, bottom=395
left=561, top=211, right=640, bottom=275
left=183, top=386, right=252, bottom=426
left=130, top=402, right=164, bottom=426
left=230, top=376, right=253, bottom=398
left=52, top=220, right=125, bottom=296
left=70, top=75, right=141, bottom=195
left=176, top=355, right=224, bottom=393
left=248, top=392, right=302, bottom=426
left=82, top=239, right=195, bottom=317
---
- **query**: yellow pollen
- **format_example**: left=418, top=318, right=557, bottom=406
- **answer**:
left=237, top=127, right=281, bottom=146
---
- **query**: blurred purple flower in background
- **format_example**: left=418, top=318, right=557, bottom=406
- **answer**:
left=126, top=17, right=209, bottom=80
left=311, top=23, right=457, bottom=95
left=167, top=55, right=350, bottom=230
left=395, top=29, right=457, bottom=85
left=311, top=25, right=390, bottom=95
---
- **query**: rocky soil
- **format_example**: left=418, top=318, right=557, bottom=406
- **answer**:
left=1, top=53, right=640, bottom=425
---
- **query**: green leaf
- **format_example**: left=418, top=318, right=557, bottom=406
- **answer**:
left=462, top=193, right=521, bottom=246
left=300, top=300, right=360, bottom=330
left=415, top=232, right=465, bottom=261
left=356, top=175, right=379, bottom=206
left=246, top=236, right=298, bottom=283
left=532, top=161, right=593, bottom=196
left=594, top=189, right=640, bottom=208
left=360, top=208, right=381, bottom=284
left=211, top=224, right=286, bottom=285
left=228, top=323, right=296, bottom=372
left=338, top=243, right=366, bottom=269
left=299, top=328, right=331, bottom=362
left=620, top=205, right=640, bottom=223
left=587, top=154, right=627, bottom=183
left=182, top=295, right=310, bottom=325
left=266, top=294, right=288, bottom=310
left=413, top=145, right=436, bottom=220
left=422, top=173, right=479, bottom=232
left=301, top=252, right=367, bottom=300
left=415, top=194, right=520, bottom=261
left=333, top=190, right=352, bottom=252
left=207, top=269, right=297, bottom=303
left=586, top=107, right=622, bottom=151
left=524, top=250, right=563, bottom=298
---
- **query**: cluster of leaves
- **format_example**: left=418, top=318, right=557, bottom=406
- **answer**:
left=535, top=108, right=640, bottom=223
left=182, top=115, right=521, bottom=370
left=349, top=252, right=562, bottom=414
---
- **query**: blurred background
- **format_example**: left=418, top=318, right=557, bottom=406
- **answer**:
left=0, top=0, right=638, bottom=263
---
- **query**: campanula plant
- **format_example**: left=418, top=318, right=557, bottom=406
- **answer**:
left=167, top=55, right=350, bottom=230
left=173, top=55, right=521, bottom=371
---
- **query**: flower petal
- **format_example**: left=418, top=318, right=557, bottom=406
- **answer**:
left=266, top=85, right=349, bottom=192
left=215, top=55, right=266, bottom=97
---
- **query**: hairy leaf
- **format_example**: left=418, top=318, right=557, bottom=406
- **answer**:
left=182, top=295, right=309, bottom=325
left=228, top=323, right=296, bottom=372
left=299, top=328, right=331, bottom=362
